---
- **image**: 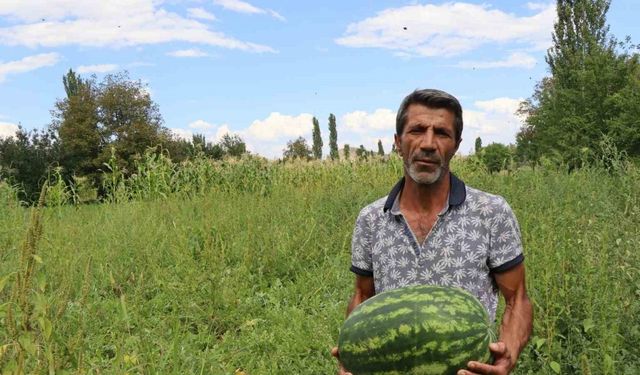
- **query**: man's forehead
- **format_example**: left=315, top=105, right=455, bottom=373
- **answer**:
left=405, top=105, right=455, bottom=125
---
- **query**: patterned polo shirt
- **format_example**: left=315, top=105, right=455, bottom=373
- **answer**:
left=350, top=173, right=524, bottom=321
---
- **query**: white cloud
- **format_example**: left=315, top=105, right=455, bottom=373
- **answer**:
left=77, top=63, right=118, bottom=74
left=173, top=120, right=234, bottom=144
left=335, top=2, right=555, bottom=57
left=187, top=7, right=217, bottom=21
left=167, top=48, right=208, bottom=58
left=527, top=2, right=552, bottom=11
left=246, top=112, right=313, bottom=141
left=0, top=122, right=18, bottom=139
left=215, top=124, right=232, bottom=140
left=342, top=108, right=396, bottom=133
left=460, top=97, right=526, bottom=153
left=474, top=97, right=524, bottom=115
left=0, top=52, right=60, bottom=82
left=188, top=119, right=215, bottom=130
left=213, top=0, right=285, bottom=21
left=456, top=52, right=537, bottom=69
left=0, top=0, right=274, bottom=53
left=171, top=127, right=193, bottom=141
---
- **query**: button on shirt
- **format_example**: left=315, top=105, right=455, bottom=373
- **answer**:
left=350, top=174, right=524, bottom=321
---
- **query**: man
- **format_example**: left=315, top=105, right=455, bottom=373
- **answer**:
left=332, top=89, right=532, bottom=375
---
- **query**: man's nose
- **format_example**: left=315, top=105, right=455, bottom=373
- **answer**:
left=419, top=128, right=436, bottom=150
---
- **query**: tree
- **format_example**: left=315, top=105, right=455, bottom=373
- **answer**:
left=517, top=0, right=640, bottom=165
left=218, top=133, right=247, bottom=158
left=52, top=70, right=171, bottom=177
left=344, top=144, right=351, bottom=160
left=356, top=145, right=367, bottom=160
left=482, top=143, right=512, bottom=173
left=377, top=140, right=385, bottom=156
left=474, top=137, right=482, bottom=154
left=328, top=113, right=339, bottom=160
left=311, top=116, right=323, bottom=160
left=0, top=126, right=59, bottom=202
left=63, top=68, right=83, bottom=98
left=51, top=69, right=101, bottom=183
left=283, top=136, right=312, bottom=160
left=188, top=133, right=224, bottom=160
left=96, top=72, right=167, bottom=172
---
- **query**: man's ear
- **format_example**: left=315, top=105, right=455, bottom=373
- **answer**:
left=394, top=134, right=401, bottom=156
left=455, top=137, right=462, bottom=154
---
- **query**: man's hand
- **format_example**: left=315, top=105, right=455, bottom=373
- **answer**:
left=331, top=346, right=353, bottom=375
left=457, top=342, right=513, bottom=375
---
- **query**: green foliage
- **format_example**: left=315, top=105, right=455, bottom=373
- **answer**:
left=328, top=113, right=339, bottom=160
left=45, top=167, right=74, bottom=207
left=62, top=69, right=83, bottom=98
left=356, top=145, right=368, bottom=160
left=218, top=133, right=247, bottom=158
left=0, top=126, right=59, bottom=203
left=517, top=0, right=640, bottom=167
left=1, top=159, right=639, bottom=373
left=377, top=139, right=384, bottom=156
left=283, top=136, right=312, bottom=161
left=482, top=143, right=512, bottom=173
left=312, top=117, right=323, bottom=160
left=96, top=72, right=167, bottom=172
left=475, top=137, right=482, bottom=154
left=344, top=144, right=351, bottom=160
left=0, top=179, right=20, bottom=208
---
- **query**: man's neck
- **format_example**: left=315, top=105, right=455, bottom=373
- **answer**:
left=400, top=170, right=451, bottom=214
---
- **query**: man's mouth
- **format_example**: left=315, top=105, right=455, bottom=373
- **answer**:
left=414, top=159, right=440, bottom=166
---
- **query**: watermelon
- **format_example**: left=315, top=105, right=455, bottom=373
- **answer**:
left=337, top=285, right=495, bottom=375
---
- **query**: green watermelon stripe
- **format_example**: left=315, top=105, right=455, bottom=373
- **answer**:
left=341, top=325, right=490, bottom=364
left=338, top=285, right=492, bottom=375
left=351, top=292, right=488, bottom=319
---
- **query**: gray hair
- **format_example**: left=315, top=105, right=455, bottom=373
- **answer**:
left=396, top=89, right=463, bottom=142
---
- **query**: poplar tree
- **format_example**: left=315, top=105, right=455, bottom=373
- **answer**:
left=311, top=116, right=323, bottom=159
left=474, top=137, right=482, bottom=154
left=517, top=0, right=640, bottom=165
left=328, top=113, right=339, bottom=160
left=377, top=139, right=385, bottom=156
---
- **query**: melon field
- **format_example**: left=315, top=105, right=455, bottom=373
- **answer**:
left=1, top=154, right=639, bottom=374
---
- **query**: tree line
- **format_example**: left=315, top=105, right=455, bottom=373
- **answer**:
left=0, top=68, right=382, bottom=203
left=478, top=0, right=639, bottom=173
left=282, top=113, right=386, bottom=161
left=2, top=0, right=638, bottom=200
left=0, top=70, right=249, bottom=202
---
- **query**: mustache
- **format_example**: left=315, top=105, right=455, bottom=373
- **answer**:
left=410, top=151, right=442, bottom=164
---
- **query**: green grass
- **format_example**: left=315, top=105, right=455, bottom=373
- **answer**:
left=1, top=157, right=639, bottom=374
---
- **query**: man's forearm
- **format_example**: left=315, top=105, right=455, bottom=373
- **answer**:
left=346, top=291, right=367, bottom=317
left=499, top=293, right=533, bottom=367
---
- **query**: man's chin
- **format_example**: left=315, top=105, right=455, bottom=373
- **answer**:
left=407, top=167, right=442, bottom=185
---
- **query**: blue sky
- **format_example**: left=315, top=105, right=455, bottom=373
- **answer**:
left=0, top=0, right=638, bottom=158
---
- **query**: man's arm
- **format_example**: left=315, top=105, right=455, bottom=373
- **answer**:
left=346, top=274, right=375, bottom=316
left=332, top=274, right=375, bottom=375
left=459, top=263, right=533, bottom=375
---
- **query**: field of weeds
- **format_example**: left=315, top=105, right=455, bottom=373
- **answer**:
left=1, top=155, right=639, bottom=374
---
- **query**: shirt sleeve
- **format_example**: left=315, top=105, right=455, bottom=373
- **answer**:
left=350, top=208, right=373, bottom=277
left=488, top=197, right=524, bottom=273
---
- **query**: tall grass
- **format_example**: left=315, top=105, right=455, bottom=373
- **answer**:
left=0, top=156, right=638, bottom=374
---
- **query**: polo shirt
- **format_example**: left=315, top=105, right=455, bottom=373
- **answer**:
left=350, top=173, right=524, bottom=321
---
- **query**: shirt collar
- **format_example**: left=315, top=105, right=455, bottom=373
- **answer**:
left=383, top=172, right=466, bottom=214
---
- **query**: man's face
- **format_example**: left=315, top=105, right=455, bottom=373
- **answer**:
left=394, top=104, right=460, bottom=185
